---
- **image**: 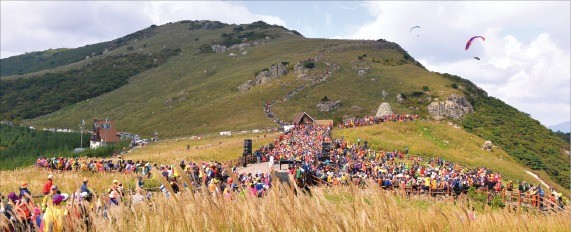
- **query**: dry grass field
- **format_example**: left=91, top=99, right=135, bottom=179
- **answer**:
left=13, top=183, right=566, bottom=232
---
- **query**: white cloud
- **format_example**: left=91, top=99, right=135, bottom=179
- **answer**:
left=344, top=1, right=570, bottom=127
left=1, top=1, right=286, bottom=58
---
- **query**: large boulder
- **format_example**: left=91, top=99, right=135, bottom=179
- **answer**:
left=427, top=94, right=473, bottom=120
left=482, top=141, right=493, bottom=151
left=375, top=102, right=393, bottom=117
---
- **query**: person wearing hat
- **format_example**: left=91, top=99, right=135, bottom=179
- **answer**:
left=19, top=182, right=32, bottom=197
left=43, top=193, right=66, bottom=232
left=43, top=175, right=54, bottom=195
left=80, top=178, right=93, bottom=201
left=2, top=193, right=17, bottom=227
left=15, top=191, right=34, bottom=231
left=41, top=185, right=60, bottom=213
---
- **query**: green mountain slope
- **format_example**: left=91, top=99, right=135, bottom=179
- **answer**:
left=0, top=43, right=108, bottom=77
left=1, top=20, right=568, bottom=188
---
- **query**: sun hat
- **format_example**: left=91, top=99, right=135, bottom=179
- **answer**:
left=7, top=192, right=19, bottom=202
left=48, top=174, right=54, bottom=179
left=60, top=193, right=69, bottom=201
left=51, top=185, right=58, bottom=190
left=52, top=194, right=64, bottom=205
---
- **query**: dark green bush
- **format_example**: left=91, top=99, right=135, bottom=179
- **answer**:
left=303, top=61, right=315, bottom=69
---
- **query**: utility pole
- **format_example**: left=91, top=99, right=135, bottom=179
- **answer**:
left=104, top=118, right=108, bottom=146
left=80, top=119, right=85, bottom=148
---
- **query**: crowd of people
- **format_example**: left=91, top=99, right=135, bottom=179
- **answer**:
left=337, top=114, right=419, bottom=129
left=2, top=114, right=567, bottom=231
left=1, top=175, right=96, bottom=232
left=34, top=156, right=156, bottom=177
left=254, top=122, right=566, bottom=209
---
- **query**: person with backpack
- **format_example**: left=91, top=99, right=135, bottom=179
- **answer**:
left=80, top=178, right=93, bottom=202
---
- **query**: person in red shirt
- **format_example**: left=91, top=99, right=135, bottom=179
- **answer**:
left=42, top=174, right=54, bottom=195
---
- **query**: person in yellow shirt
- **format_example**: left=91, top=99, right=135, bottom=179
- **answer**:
left=41, top=185, right=59, bottom=213
left=43, top=193, right=68, bottom=232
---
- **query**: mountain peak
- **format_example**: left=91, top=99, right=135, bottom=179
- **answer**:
left=549, top=121, right=570, bottom=133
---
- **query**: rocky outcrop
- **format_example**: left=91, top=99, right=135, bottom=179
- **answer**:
left=427, top=94, right=473, bottom=120
left=354, top=66, right=369, bottom=76
left=317, top=100, right=342, bottom=112
left=239, top=63, right=288, bottom=92
left=381, top=90, right=388, bottom=98
left=293, top=58, right=317, bottom=79
left=397, top=94, right=405, bottom=103
left=375, top=102, right=393, bottom=117
left=293, top=62, right=307, bottom=78
left=211, top=45, right=227, bottom=53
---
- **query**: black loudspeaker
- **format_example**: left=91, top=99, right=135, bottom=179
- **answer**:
left=321, top=142, right=331, bottom=156
left=244, top=139, right=253, bottom=156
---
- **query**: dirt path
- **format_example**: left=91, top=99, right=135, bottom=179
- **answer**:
left=525, top=170, right=550, bottom=188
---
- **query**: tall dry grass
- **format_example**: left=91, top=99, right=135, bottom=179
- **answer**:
left=0, top=167, right=139, bottom=195
left=86, top=183, right=569, bottom=232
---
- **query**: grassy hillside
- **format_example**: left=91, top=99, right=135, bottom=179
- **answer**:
left=462, top=95, right=570, bottom=190
left=0, top=48, right=181, bottom=120
left=20, top=22, right=456, bottom=137
left=435, top=73, right=571, bottom=190
left=1, top=20, right=567, bottom=190
left=0, top=43, right=108, bottom=77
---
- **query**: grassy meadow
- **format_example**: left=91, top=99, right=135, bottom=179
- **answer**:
left=0, top=132, right=277, bottom=194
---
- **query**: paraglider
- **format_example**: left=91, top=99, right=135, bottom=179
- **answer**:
left=473, top=57, right=480, bottom=60
left=465, top=36, right=485, bottom=50
left=410, top=26, right=421, bottom=37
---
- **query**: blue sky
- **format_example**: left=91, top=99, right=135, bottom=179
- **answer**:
left=1, top=1, right=569, bottom=130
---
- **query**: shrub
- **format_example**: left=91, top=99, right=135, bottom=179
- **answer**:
left=451, top=83, right=458, bottom=89
left=411, top=91, right=424, bottom=97
left=303, top=61, right=315, bottom=69
left=233, top=26, right=244, bottom=32
left=422, top=86, right=430, bottom=92
left=197, top=44, right=213, bottom=54
left=321, top=96, right=329, bottom=102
